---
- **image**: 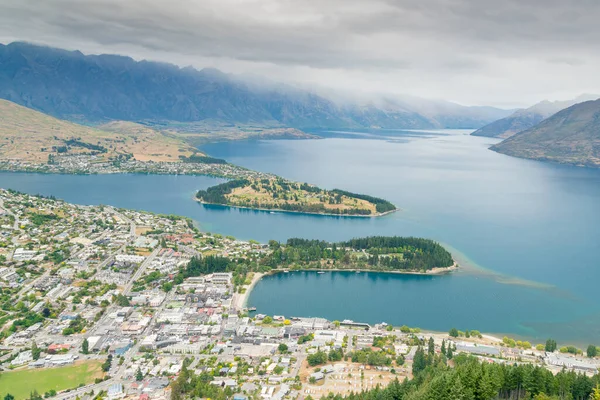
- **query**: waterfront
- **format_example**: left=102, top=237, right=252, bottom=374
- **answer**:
left=1, top=129, right=600, bottom=343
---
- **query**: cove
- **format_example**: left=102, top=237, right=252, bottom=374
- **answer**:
left=1, top=129, right=600, bottom=344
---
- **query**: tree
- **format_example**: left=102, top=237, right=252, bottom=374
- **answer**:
left=545, top=339, right=557, bottom=352
left=449, top=328, right=459, bottom=338
left=278, top=343, right=288, bottom=353
left=4, top=395, right=15, bottom=400
left=587, top=345, right=598, bottom=358
left=441, top=340, right=446, bottom=355
left=428, top=337, right=435, bottom=356
left=591, top=385, right=600, bottom=400
left=412, top=347, right=427, bottom=375
left=262, top=316, right=273, bottom=324
left=32, top=341, right=41, bottom=360
left=447, top=346, right=453, bottom=360
left=82, top=338, right=89, bottom=354
left=136, top=367, right=143, bottom=381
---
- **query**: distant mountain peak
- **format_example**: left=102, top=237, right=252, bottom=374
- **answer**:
left=490, top=98, right=600, bottom=168
left=471, top=94, right=598, bottom=139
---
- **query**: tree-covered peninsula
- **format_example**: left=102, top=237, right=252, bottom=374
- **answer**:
left=195, top=177, right=397, bottom=216
left=262, top=236, right=455, bottom=273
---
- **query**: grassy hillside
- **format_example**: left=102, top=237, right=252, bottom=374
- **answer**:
left=472, top=95, right=598, bottom=138
left=196, top=177, right=397, bottom=216
left=491, top=99, right=600, bottom=167
left=0, top=100, right=197, bottom=163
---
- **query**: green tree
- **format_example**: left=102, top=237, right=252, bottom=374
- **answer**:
left=4, top=395, right=15, bottom=400
left=82, top=338, right=89, bottom=354
left=31, top=341, right=41, bottom=360
left=428, top=337, right=435, bottom=356
left=441, top=340, right=446, bottom=355
left=412, top=347, right=427, bottom=375
left=449, top=376, right=468, bottom=400
left=587, top=345, right=598, bottom=358
left=545, top=339, right=557, bottom=352
left=136, top=367, right=143, bottom=381
left=449, top=327, right=459, bottom=337
left=278, top=343, right=288, bottom=353
left=447, top=345, right=453, bottom=360
left=262, top=316, right=273, bottom=324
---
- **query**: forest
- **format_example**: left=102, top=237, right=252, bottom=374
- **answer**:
left=331, top=189, right=396, bottom=213
left=196, top=179, right=249, bottom=204
left=182, top=154, right=229, bottom=164
left=262, top=236, right=454, bottom=272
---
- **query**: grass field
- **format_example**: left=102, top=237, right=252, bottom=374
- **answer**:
left=0, top=360, right=104, bottom=399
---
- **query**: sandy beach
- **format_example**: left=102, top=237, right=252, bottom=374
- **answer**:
left=234, top=272, right=265, bottom=310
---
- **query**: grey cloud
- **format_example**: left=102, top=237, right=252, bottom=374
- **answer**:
left=1, top=0, right=599, bottom=105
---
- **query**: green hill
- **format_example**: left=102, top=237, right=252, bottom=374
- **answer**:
left=491, top=99, right=600, bottom=167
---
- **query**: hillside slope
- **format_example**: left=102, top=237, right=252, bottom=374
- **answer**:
left=490, top=99, right=600, bottom=167
left=0, top=42, right=511, bottom=130
left=0, top=100, right=196, bottom=163
left=471, top=95, right=597, bottom=138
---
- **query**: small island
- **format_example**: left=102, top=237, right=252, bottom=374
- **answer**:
left=196, top=177, right=397, bottom=217
left=262, top=236, right=456, bottom=274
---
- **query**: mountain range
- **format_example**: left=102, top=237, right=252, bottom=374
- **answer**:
left=471, top=95, right=598, bottom=139
left=491, top=99, right=600, bottom=167
left=0, top=42, right=512, bottom=130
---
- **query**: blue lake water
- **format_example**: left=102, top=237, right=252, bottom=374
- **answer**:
left=1, top=129, right=599, bottom=344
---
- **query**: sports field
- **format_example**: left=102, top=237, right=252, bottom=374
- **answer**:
left=0, top=360, right=104, bottom=399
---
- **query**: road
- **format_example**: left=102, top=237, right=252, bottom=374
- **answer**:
left=123, top=247, right=160, bottom=295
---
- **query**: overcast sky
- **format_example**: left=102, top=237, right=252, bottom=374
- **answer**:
left=1, top=0, right=599, bottom=107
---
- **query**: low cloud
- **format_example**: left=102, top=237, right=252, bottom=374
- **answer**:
left=1, top=0, right=599, bottom=106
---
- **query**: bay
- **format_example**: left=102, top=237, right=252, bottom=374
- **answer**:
left=1, top=129, right=599, bottom=344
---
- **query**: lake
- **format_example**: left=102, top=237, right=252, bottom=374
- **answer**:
left=1, top=129, right=599, bottom=344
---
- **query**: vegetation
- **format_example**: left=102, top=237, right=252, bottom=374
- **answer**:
left=491, top=99, right=600, bottom=168
left=182, top=154, right=228, bottom=164
left=331, top=353, right=600, bottom=400
left=0, top=361, right=103, bottom=400
left=196, top=178, right=396, bottom=216
left=0, top=100, right=197, bottom=164
left=263, top=236, right=453, bottom=272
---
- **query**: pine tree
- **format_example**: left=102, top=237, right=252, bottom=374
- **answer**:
left=447, top=346, right=453, bottom=360
left=412, top=347, right=427, bottom=375
left=590, top=384, right=600, bottom=400
left=449, top=376, right=468, bottom=400
left=441, top=340, right=446, bottom=355
left=136, top=367, right=143, bottom=381
left=82, top=338, right=89, bottom=354
left=428, top=337, right=435, bottom=356
left=31, top=341, right=41, bottom=360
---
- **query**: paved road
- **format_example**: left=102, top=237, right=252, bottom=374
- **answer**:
left=123, top=247, right=160, bottom=295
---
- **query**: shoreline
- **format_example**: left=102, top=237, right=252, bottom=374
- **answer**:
left=238, top=263, right=458, bottom=310
left=235, top=272, right=265, bottom=310
left=197, top=199, right=399, bottom=218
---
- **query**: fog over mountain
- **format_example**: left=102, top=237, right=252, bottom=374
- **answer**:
left=0, top=42, right=513, bottom=129
left=1, top=0, right=600, bottom=108
left=471, top=95, right=599, bottom=139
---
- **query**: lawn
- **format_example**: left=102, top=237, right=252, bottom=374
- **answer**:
left=0, top=360, right=104, bottom=399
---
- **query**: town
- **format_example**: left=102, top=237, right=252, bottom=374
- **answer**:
left=0, top=189, right=599, bottom=400
left=0, top=154, right=274, bottom=180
